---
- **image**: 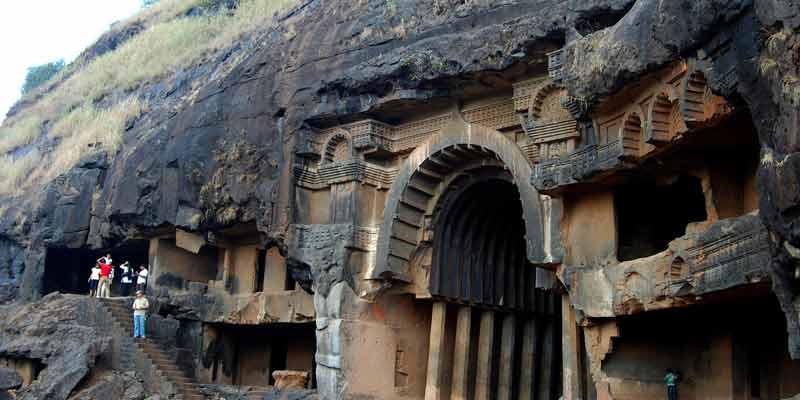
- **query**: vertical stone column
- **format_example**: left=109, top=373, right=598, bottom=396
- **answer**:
left=451, top=306, right=473, bottom=400
left=475, top=310, right=496, bottom=400
left=519, top=318, right=538, bottom=400
left=222, top=248, right=232, bottom=286
left=562, top=293, right=582, bottom=400
left=264, top=247, right=286, bottom=292
left=498, top=314, right=517, bottom=400
left=425, top=302, right=449, bottom=400
left=538, top=319, right=556, bottom=400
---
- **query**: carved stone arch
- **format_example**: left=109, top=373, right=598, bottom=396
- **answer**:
left=368, top=119, right=557, bottom=283
left=646, top=91, right=686, bottom=144
left=323, top=132, right=351, bottom=164
left=528, top=82, right=566, bottom=121
left=668, top=256, right=686, bottom=281
left=680, top=69, right=731, bottom=128
left=619, top=111, right=643, bottom=159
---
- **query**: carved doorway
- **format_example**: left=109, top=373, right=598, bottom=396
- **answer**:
left=423, top=167, right=562, bottom=400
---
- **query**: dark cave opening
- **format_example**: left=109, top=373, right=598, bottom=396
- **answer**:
left=0, top=356, right=44, bottom=386
left=108, top=240, right=150, bottom=295
left=205, top=322, right=316, bottom=388
left=615, top=174, right=707, bottom=261
left=42, top=248, right=99, bottom=296
left=430, top=172, right=534, bottom=310
left=605, top=292, right=800, bottom=399
left=41, top=240, right=150, bottom=297
left=425, top=167, right=563, bottom=399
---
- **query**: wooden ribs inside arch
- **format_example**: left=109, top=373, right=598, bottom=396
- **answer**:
left=384, top=144, right=501, bottom=276
left=429, top=168, right=539, bottom=312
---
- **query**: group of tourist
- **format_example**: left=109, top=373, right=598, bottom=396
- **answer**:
left=88, top=254, right=149, bottom=298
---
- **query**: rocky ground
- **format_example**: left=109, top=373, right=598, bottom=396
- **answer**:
left=0, top=293, right=149, bottom=400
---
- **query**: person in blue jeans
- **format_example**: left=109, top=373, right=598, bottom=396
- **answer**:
left=132, top=290, right=149, bottom=339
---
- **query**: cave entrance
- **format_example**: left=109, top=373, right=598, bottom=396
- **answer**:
left=108, top=240, right=150, bottom=295
left=422, top=168, right=562, bottom=400
left=42, top=248, right=100, bottom=296
left=42, top=240, right=151, bottom=297
left=203, top=322, right=316, bottom=388
left=602, top=290, right=800, bottom=399
left=615, top=174, right=707, bottom=261
left=0, top=356, right=44, bottom=386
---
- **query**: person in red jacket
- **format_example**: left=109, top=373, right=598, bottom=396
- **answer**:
left=96, top=254, right=114, bottom=298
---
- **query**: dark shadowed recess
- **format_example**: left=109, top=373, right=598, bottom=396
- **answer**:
left=430, top=168, right=537, bottom=312
left=41, top=240, right=150, bottom=296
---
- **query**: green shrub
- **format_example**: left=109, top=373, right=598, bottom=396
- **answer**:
left=20, top=59, right=65, bottom=95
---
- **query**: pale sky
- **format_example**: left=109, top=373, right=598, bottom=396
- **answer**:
left=0, top=0, right=142, bottom=122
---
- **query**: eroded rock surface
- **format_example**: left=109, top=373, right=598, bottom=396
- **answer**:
left=0, top=293, right=111, bottom=400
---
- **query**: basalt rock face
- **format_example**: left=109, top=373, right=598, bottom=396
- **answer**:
left=1, top=0, right=644, bottom=300
left=0, top=293, right=113, bottom=400
left=560, top=0, right=800, bottom=357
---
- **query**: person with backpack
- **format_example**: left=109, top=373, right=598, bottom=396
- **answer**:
left=665, top=368, right=681, bottom=400
left=136, top=265, right=149, bottom=293
left=119, top=261, right=134, bottom=297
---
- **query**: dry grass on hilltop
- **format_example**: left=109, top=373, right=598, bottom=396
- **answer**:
left=0, top=0, right=294, bottom=196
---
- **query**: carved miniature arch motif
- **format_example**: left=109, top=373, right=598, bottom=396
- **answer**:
left=368, top=119, right=551, bottom=282
left=656, top=256, right=687, bottom=287
left=529, top=82, right=570, bottom=122
left=323, top=132, right=351, bottom=163
left=594, top=66, right=732, bottom=160
left=646, top=91, right=686, bottom=144
left=619, top=110, right=643, bottom=159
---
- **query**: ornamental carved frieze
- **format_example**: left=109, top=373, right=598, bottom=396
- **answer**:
left=532, top=60, right=734, bottom=193
left=296, top=96, right=541, bottom=190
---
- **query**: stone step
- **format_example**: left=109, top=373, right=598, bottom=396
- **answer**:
left=150, top=361, right=184, bottom=373
left=98, top=300, right=201, bottom=399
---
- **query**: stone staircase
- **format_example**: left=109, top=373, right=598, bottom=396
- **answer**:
left=98, top=298, right=204, bottom=400
left=245, top=386, right=272, bottom=400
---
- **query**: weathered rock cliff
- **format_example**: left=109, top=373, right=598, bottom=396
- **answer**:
left=0, top=0, right=798, bottom=397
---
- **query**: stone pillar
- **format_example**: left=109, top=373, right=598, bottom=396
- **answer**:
left=314, top=282, right=346, bottom=399
left=519, top=318, right=537, bottom=400
left=475, top=310, right=496, bottom=400
left=425, top=302, right=449, bottom=400
left=222, top=248, right=232, bottom=285
left=451, top=306, right=473, bottom=400
left=498, top=314, right=517, bottom=400
left=264, top=246, right=286, bottom=292
left=562, top=294, right=582, bottom=400
left=538, top=318, right=556, bottom=400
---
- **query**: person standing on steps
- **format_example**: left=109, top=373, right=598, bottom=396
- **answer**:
left=132, top=290, right=149, bottom=339
left=119, top=262, right=133, bottom=297
left=136, top=264, right=149, bottom=293
left=97, top=254, right=114, bottom=298
left=88, top=264, right=101, bottom=297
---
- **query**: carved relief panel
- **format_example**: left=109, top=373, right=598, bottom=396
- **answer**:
left=516, top=81, right=580, bottom=163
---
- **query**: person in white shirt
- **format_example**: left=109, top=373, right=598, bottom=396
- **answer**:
left=119, top=262, right=133, bottom=297
left=136, top=265, right=149, bottom=293
left=132, top=291, right=150, bottom=339
left=88, top=265, right=101, bottom=297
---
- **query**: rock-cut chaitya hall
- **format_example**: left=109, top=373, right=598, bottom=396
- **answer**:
left=0, top=0, right=798, bottom=399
